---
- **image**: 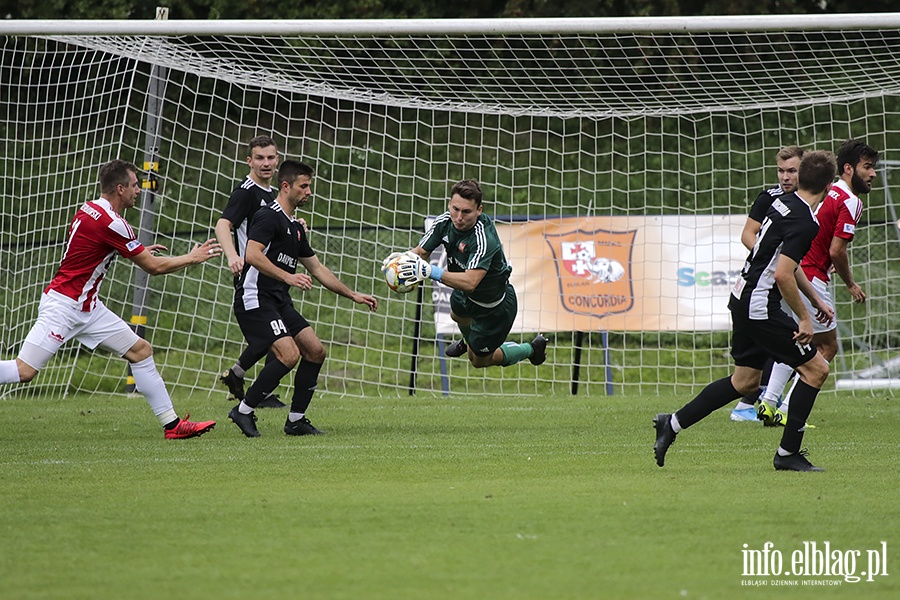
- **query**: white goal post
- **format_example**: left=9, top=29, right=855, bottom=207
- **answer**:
left=2, top=15, right=900, bottom=400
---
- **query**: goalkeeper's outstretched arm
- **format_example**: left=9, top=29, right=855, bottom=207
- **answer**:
left=403, top=246, right=486, bottom=294
left=438, top=268, right=487, bottom=294
left=409, top=246, right=430, bottom=261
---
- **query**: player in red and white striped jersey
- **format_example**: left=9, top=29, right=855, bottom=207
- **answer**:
left=45, top=188, right=147, bottom=311
left=0, top=160, right=223, bottom=439
left=759, top=139, right=878, bottom=425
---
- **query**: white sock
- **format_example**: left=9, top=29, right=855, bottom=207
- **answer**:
left=670, top=413, right=682, bottom=433
left=130, top=356, right=177, bottom=425
left=762, top=362, right=794, bottom=406
left=288, top=412, right=305, bottom=422
left=777, top=446, right=792, bottom=457
left=231, top=363, right=246, bottom=378
left=779, top=374, right=801, bottom=411
left=0, top=360, right=21, bottom=384
left=238, top=401, right=255, bottom=414
left=734, top=401, right=755, bottom=410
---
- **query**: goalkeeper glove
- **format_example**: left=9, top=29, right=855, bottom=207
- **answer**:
left=397, top=254, right=443, bottom=283
left=382, top=250, right=421, bottom=270
left=381, top=251, right=403, bottom=270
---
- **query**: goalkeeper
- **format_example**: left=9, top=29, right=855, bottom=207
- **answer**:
left=391, top=179, right=547, bottom=369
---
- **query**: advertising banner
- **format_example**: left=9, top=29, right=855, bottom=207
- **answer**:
left=428, top=215, right=747, bottom=334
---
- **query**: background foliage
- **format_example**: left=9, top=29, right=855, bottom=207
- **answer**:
left=3, top=0, right=900, bottom=21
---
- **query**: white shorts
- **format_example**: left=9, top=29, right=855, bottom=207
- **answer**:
left=18, top=291, right=140, bottom=370
left=783, top=275, right=836, bottom=334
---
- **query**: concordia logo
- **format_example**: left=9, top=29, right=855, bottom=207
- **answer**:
left=544, top=228, right=636, bottom=319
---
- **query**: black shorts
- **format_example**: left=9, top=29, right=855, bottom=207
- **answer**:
left=235, top=301, right=310, bottom=356
left=730, top=307, right=818, bottom=370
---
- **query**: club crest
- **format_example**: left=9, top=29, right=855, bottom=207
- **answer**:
left=544, top=228, right=636, bottom=318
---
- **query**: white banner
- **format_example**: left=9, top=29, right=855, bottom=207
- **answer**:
left=426, top=215, right=747, bottom=333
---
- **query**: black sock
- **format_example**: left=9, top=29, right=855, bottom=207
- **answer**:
left=291, top=360, right=323, bottom=414
left=778, top=379, right=819, bottom=454
left=236, top=346, right=269, bottom=373
left=741, top=386, right=764, bottom=405
left=675, top=376, right=741, bottom=430
left=760, top=358, right=774, bottom=385
left=244, top=359, right=292, bottom=408
left=740, top=359, right=774, bottom=404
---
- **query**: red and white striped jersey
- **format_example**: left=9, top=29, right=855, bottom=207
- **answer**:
left=800, top=179, right=862, bottom=284
left=45, top=198, right=145, bottom=311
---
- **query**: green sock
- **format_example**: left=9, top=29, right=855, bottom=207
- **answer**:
left=500, top=341, right=533, bottom=366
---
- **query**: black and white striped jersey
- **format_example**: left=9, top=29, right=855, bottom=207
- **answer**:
left=234, top=201, right=315, bottom=313
left=747, top=186, right=785, bottom=224
left=728, top=192, right=819, bottom=320
left=220, top=176, right=276, bottom=260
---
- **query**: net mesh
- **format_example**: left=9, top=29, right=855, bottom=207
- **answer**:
left=2, top=22, right=899, bottom=399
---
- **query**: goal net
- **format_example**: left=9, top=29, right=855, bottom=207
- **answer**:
left=2, top=16, right=900, bottom=399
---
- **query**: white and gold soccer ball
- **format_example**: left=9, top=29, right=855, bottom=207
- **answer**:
left=382, top=254, right=419, bottom=294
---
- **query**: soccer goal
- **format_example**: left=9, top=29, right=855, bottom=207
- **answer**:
left=2, top=14, right=900, bottom=399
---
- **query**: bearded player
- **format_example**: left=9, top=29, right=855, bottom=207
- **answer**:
left=757, top=139, right=878, bottom=426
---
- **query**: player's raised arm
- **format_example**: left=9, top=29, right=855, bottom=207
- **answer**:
left=130, top=238, right=222, bottom=275
left=215, top=217, right=243, bottom=276
left=245, top=239, right=313, bottom=290
left=301, top=255, right=377, bottom=312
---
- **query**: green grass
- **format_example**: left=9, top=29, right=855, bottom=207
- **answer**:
left=1, top=390, right=898, bottom=599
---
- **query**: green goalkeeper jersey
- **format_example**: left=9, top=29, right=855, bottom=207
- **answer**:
left=419, top=212, right=512, bottom=305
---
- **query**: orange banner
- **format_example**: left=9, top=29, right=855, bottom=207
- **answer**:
left=429, top=215, right=747, bottom=333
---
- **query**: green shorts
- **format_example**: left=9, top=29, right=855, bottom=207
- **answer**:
left=449, top=283, right=517, bottom=357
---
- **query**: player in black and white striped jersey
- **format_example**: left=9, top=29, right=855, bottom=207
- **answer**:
left=214, top=135, right=287, bottom=408
left=654, top=150, right=837, bottom=472
left=227, top=160, right=377, bottom=438
left=730, top=145, right=805, bottom=422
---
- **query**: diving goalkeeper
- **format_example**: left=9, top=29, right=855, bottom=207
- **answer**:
left=389, top=179, right=547, bottom=369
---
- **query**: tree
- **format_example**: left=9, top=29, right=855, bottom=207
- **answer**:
left=3, top=1, right=898, bottom=24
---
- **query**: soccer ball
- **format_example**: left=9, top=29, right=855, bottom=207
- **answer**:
left=382, top=256, right=419, bottom=294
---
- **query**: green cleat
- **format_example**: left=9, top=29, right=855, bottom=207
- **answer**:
left=774, top=408, right=815, bottom=429
left=756, top=402, right=778, bottom=427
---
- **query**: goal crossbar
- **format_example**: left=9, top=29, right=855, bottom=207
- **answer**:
left=3, top=14, right=900, bottom=36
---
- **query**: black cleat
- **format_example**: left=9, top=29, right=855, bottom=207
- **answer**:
left=220, top=368, right=245, bottom=401
left=228, top=405, right=260, bottom=438
left=445, top=339, right=468, bottom=358
left=257, top=392, right=287, bottom=409
left=529, top=334, right=548, bottom=365
left=653, top=413, right=677, bottom=467
left=284, top=416, right=324, bottom=436
left=774, top=449, right=824, bottom=472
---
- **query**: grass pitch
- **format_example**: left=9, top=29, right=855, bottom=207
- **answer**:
left=1, top=390, right=897, bottom=599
